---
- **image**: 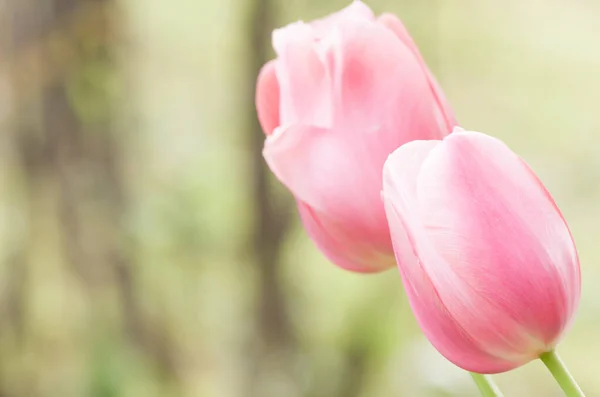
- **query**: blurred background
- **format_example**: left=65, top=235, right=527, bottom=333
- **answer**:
left=0, top=0, right=599, bottom=396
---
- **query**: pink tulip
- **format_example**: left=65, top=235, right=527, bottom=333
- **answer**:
left=382, top=129, right=581, bottom=373
left=256, top=1, right=455, bottom=272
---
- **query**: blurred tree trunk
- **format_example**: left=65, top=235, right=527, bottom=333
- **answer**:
left=4, top=0, right=181, bottom=394
left=244, top=3, right=377, bottom=397
left=245, top=0, right=300, bottom=396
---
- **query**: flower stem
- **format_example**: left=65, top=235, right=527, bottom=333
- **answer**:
left=470, top=372, right=503, bottom=397
left=540, top=350, right=585, bottom=396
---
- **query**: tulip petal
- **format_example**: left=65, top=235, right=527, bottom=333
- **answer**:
left=311, top=0, right=375, bottom=38
left=325, top=16, right=448, bottom=146
left=263, top=123, right=344, bottom=214
left=298, top=201, right=395, bottom=273
left=383, top=141, right=517, bottom=373
left=416, top=131, right=579, bottom=351
left=377, top=13, right=456, bottom=132
left=256, top=60, right=280, bottom=135
left=263, top=123, right=389, bottom=242
left=338, top=0, right=374, bottom=20
left=376, top=14, right=421, bottom=63
left=272, top=23, right=332, bottom=127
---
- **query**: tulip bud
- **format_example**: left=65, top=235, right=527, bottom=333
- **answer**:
left=256, top=1, right=455, bottom=272
left=382, top=129, right=581, bottom=373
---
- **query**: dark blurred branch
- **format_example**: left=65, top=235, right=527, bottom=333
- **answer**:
left=45, top=0, right=181, bottom=383
left=1, top=253, right=28, bottom=343
left=1, top=0, right=111, bottom=116
left=7, top=0, right=181, bottom=388
left=245, top=0, right=298, bottom=395
left=98, top=101, right=181, bottom=381
left=336, top=344, right=369, bottom=397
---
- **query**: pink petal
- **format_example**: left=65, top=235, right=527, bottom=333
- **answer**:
left=383, top=141, right=517, bottom=373
left=298, top=201, right=395, bottom=273
left=334, top=0, right=374, bottom=20
left=256, top=60, right=280, bottom=135
left=272, top=23, right=332, bottom=127
left=264, top=121, right=396, bottom=272
left=326, top=16, right=448, bottom=144
left=263, top=124, right=338, bottom=214
left=263, top=123, right=387, bottom=237
left=417, top=131, right=580, bottom=351
left=377, top=13, right=456, bottom=133
left=327, top=18, right=405, bottom=127
left=311, top=0, right=375, bottom=38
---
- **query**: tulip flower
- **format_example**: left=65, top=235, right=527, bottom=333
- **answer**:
left=382, top=129, right=581, bottom=375
left=256, top=0, right=455, bottom=272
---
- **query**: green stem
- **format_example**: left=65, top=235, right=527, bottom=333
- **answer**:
left=470, top=372, right=503, bottom=397
left=540, top=350, right=585, bottom=396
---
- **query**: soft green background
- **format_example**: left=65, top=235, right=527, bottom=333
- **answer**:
left=0, top=0, right=599, bottom=396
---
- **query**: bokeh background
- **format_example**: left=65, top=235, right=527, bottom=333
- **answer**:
left=0, top=0, right=599, bottom=396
